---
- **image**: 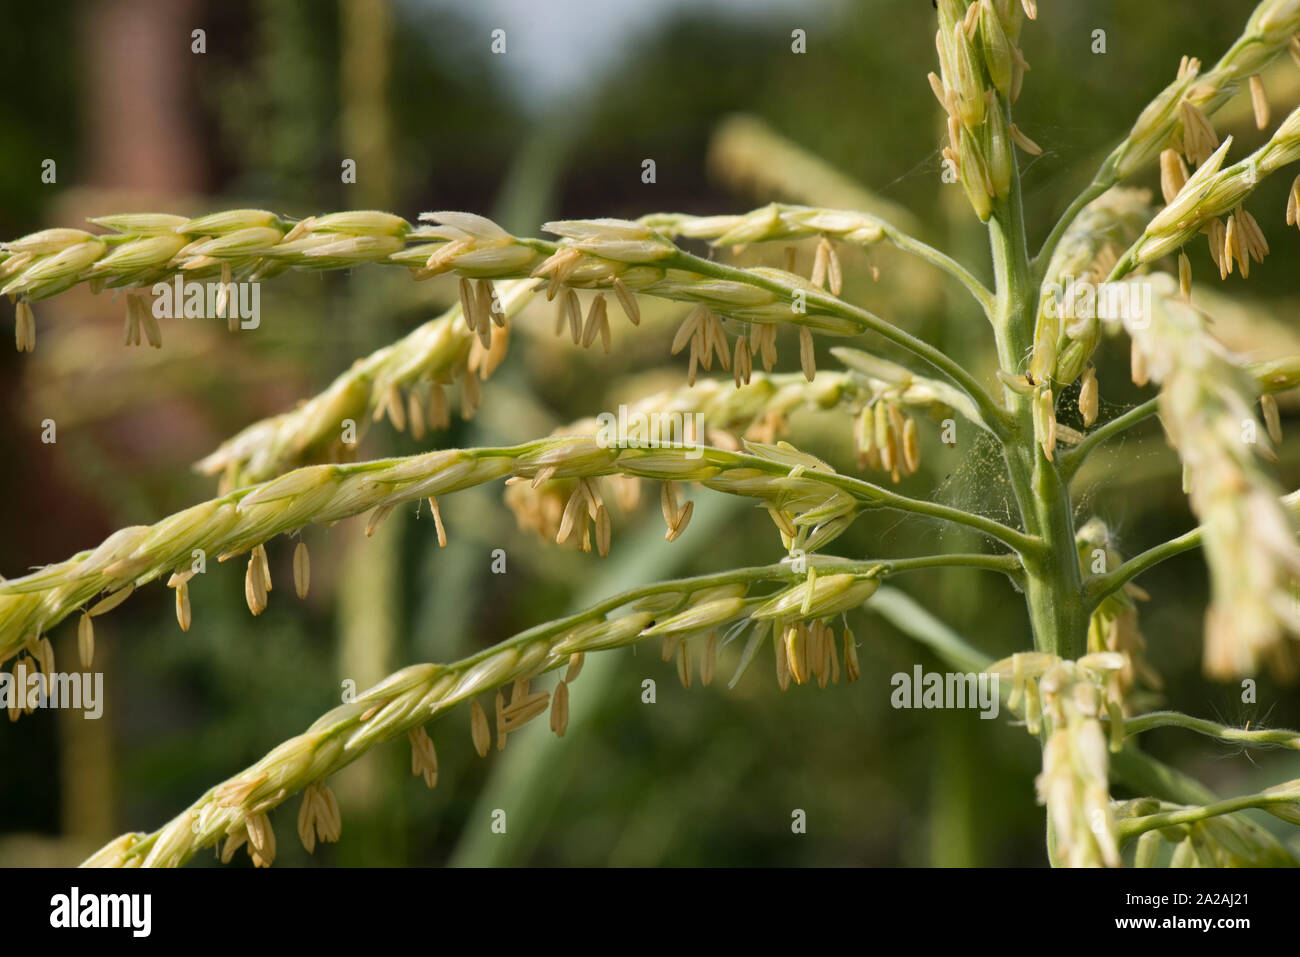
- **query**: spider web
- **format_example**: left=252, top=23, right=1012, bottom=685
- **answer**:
left=921, top=391, right=1174, bottom=553
left=931, top=427, right=1021, bottom=539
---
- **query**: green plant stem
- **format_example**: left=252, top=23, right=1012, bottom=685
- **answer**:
left=878, top=223, right=994, bottom=317
left=780, top=467, right=1034, bottom=553
left=1123, top=711, right=1300, bottom=750
left=1086, top=527, right=1202, bottom=607
left=84, top=554, right=1012, bottom=867
left=0, top=439, right=1035, bottom=663
left=642, top=205, right=994, bottom=317
left=1108, top=745, right=1217, bottom=806
left=1060, top=397, right=1160, bottom=481
left=469, top=443, right=1038, bottom=553
left=668, top=251, right=1010, bottom=436
left=1031, top=173, right=1115, bottom=283
left=871, top=585, right=1219, bottom=810
left=987, top=100, right=1087, bottom=661
left=1117, top=792, right=1295, bottom=842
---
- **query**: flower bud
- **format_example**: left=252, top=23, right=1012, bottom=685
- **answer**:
left=89, top=213, right=190, bottom=235
left=984, top=97, right=1013, bottom=199
left=641, top=597, right=748, bottom=635
left=958, top=132, right=994, bottom=221
left=178, top=209, right=280, bottom=235
left=752, top=573, right=879, bottom=620
left=309, top=211, right=410, bottom=236
left=3, top=228, right=97, bottom=255
left=979, top=1, right=1014, bottom=96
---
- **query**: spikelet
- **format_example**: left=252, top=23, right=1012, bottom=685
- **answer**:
left=659, top=479, right=695, bottom=541
left=1130, top=338, right=1149, bottom=387
left=1033, top=387, right=1056, bottom=461
left=826, top=242, right=843, bottom=296
left=428, top=496, right=448, bottom=547
left=1159, top=149, right=1188, bottom=205
left=772, top=626, right=791, bottom=690
left=700, top=633, right=718, bottom=687
left=828, top=626, right=840, bottom=684
left=564, top=288, right=583, bottom=344
left=13, top=300, right=34, bottom=353
left=666, top=500, right=694, bottom=542
left=494, top=691, right=508, bottom=750
left=1249, top=75, right=1270, bottom=130
left=475, top=279, right=497, bottom=338
left=37, top=637, right=54, bottom=677
left=843, top=624, right=861, bottom=683
left=175, top=580, right=192, bottom=632
left=1009, top=123, right=1042, bottom=156
left=612, top=276, right=640, bottom=325
left=366, top=504, right=394, bottom=537
left=595, top=504, right=611, bottom=557
left=408, top=726, right=438, bottom=788
left=1262, top=393, right=1283, bottom=444
left=732, top=335, right=752, bottom=387
left=901, top=416, right=921, bottom=475
left=245, top=553, right=268, bottom=616
left=384, top=385, right=406, bottom=432
left=799, top=326, right=816, bottom=381
left=785, top=622, right=807, bottom=685
left=428, top=381, right=449, bottom=431
left=245, top=813, right=276, bottom=868
left=557, top=486, right=587, bottom=547
left=1178, top=99, right=1219, bottom=166
left=296, top=782, right=340, bottom=853
left=581, top=294, right=611, bottom=353
left=89, top=584, right=134, bottom=617
left=460, top=368, right=480, bottom=419
left=810, top=621, right=827, bottom=689
left=1078, top=366, right=1099, bottom=428
left=551, top=679, right=570, bottom=737
left=1207, top=218, right=1228, bottom=279
left=408, top=391, right=426, bottom=439
left=1224, top=211, right=1241, bottom=277
left=458, top=278, right=477, bottom=330
left=565, top=652, right=585, bottom=683
left=293, top=541, right=310, bottom=599
left=811, top=237, right=829, bottom=288
left=661, top=480, right=680, bottom=527
left=875, top=400, right=895, bottom=473
left=319, top=783, right=343, bottom=845
left=501, top=678, right=550, bottom=733
left=255, top=543, right=272, bottom=593
left=216, top=263, right=233, bottom=322
left=77, top=614, right=94, bottom=669
left=134, top=294, right=162, bottom=348
left=470, top=699, right=491, bottom=757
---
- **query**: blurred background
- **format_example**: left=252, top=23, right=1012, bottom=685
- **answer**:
left=2, top=0, right=1299, bottom=866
